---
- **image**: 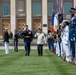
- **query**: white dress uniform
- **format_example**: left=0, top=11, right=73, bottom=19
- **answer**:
left=62, top=25, right=71, bottom=62
left=61, top=30, right=64, bottom=57
left=56, top=35, right=60, bottom=56
left=4, top=42, right=9, bottom=54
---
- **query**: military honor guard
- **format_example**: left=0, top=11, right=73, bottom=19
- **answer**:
left=69, top=7, right=76, bottom=64
left=55, top=26, right=61, bottom=57
left=3, top=28, right=10, bottom=54
left=61, top=20, right=71, bottom=62
left=22, top=25, right=33, bottom=56
left=56, top=26, right=62, bottom=57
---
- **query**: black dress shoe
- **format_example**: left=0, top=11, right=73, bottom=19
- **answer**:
left=25, top=54, right=27, bottom=56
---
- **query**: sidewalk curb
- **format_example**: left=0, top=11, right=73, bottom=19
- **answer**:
left=0, top=46, right=48, bottom=50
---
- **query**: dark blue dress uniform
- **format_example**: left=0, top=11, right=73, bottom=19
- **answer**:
left=22, top=30, right=33, bottom=56
left=69, top=16, right=76, bottom=58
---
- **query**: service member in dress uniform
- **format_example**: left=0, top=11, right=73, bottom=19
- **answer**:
left=61, top=20, right=71, bottom=62
left=55, top=26, right=61, bottom=57
left=69, top=8, right=76, bottom=64
left=3, top=28, right=10, bottom=54
left=22, top=25, right=33, bottom=56
left=60, top=24, right=64, bottom=58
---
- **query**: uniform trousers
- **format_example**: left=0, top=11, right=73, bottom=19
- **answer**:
left=37, top=44, right=43, bottom=56
left=74, top=42, right=76, bottom=64
left=48, top=42, right=54, bottom=52
left=4, top=42, right=9, bottom=54
left=24, top=41, right=31, bottom=56
left=62, top=42, right=71, bottom=62
left=61, top=42, right=63, bottom=57
left=14, top=41, right=18, bottom=52
left=56, top=42, right=60, bottom=56
left=70, top=41, right=75, bottom=58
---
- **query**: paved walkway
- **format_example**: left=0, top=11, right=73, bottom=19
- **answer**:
left=0, top=46, right=48, bottom=50
left=0, top=40, right=48, bottom=50
left=0, top=40, right=47, bottom=46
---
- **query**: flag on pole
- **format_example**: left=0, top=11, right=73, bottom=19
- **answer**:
left=51, top=0, right=59, bottom=31
left=58, top=0, right=63, bottom=24
left=51, top=0, right=57, bottom=26
left=51, top=7, right=55, bottom=33
left=54, top=13, right=59, bottom=31
left=51, top=11, right=55, bottom=26
left=52, top=0, right=57, bottom=13
left=51, top=0, right=63, bottom=31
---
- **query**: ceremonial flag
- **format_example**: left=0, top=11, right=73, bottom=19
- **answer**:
left=58, top=0, right=63, bottom=24
left=52, top=0, right=57, bottom=13
left=51, top=0, right=57, bottom=26
left=51, top=13, right=58, bottom=31
left=52, top=0, right=59, bottom=31
left=54, top=13, right=59, bottom=31
left=51, top=11, right=55, bottom=26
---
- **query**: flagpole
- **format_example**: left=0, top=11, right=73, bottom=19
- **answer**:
left=58, top=0, right=63, bottom=24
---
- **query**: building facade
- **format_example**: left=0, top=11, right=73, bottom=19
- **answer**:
left=0, top=0, right=75, bottom=37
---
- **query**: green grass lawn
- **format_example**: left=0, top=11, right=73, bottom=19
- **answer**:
left=0, top=49, right=76, bottom=75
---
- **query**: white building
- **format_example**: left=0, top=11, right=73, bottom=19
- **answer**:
left=0, top=0, right=75, bottom=37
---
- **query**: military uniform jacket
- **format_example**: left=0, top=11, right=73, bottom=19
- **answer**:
left=61, top=26, right=69, bottom=44
left=69, top=16, right=76, bottom=41
left=22, top=30, right=33, bottom=43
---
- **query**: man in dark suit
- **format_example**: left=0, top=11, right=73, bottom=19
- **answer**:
left=14, top=29, right=18, bottom=52
left=22, top=25, right=33, bottom=56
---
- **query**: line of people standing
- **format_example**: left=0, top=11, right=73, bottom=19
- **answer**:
left=49, top=7, right=76, bottom=65
left=3, top=7, right=76, bottom=65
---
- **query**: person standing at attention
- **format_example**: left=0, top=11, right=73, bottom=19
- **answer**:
left=46, top=30, right=54, bottom=52
left=61, top=20, right=71, bottom=62
left=69, top=8, right=76, bottom=64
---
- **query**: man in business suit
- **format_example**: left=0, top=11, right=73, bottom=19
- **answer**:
left=22, top=25, right=33, bottom=56
left=69, top=8, right=76, bottom=64
left=3, top=28, right=9, bottom=54
left=14, top=29, right=18, bottom=52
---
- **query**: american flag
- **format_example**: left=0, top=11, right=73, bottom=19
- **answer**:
left=52, top=0, right=63, bottom=31
left=52, top=0, right=59, bottom=31
left=52, top=0, right=58, bottom=26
